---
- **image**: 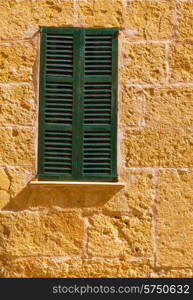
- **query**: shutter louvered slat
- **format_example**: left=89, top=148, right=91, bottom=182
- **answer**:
left=43, top=130, right=72, bottom=175
left=84, top=33, right=112, bottom=77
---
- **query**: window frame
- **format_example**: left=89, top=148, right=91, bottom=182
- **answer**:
left=37, top=27, right=118, bottom=182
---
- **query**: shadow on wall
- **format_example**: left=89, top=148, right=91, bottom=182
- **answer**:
left=3, top=183, right=123, bottom=211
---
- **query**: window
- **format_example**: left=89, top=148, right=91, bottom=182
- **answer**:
left=38, top=27, right=118, bottom=182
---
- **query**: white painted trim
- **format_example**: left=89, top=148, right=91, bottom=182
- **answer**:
left=30, top=181, right=125, bottom=188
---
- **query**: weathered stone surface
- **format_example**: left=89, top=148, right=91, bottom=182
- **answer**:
left=0, top=127, right=35, bottom=165
left=0, top=168, right=10, bottom=190
left=120, top=86, right=144, bottom=127
left=145, top=86, right=193, bottom=128
left=0, top=191, right=10, bottom=210
left=123, top=128, right=193, bottom=167
left=124, top=0, right=174, bottom=40
left=0, top=211, right=84, bottom=256
left=154, top=269, right=193, bottom=278
left=0, top=84, right=36, bottom=125
left=103, top=169, right=153, bottom=213
left=4, top=170, right=152, bottom=213
left=156, top=169, right=193, bottom=268
left=177, top=1, right=193, bottom=40
left=80, top=259, right=150, bottom=278
left=0, top=167, right=10, bottom=210
left=170, top=41, right=193, bottom=82
left=23, top=185, right=119, bottom=212
left=0, top=257, right=151, bottom=278
left=88, top=214, right=153, bottom=258
left=121, top=43, right=166, bottom=84
left=78, top=0, right=124, bottom=27
left=0, top=0, right=192, bottom=279
left=0, top=41, right=36, bottom=83
left=0, top=166, right=35, bottom=210
left=8, top=166, right=33, bottom=192
left=0, top=0, right=74, bottom=40
left=126, top=86, right=193, bottom=128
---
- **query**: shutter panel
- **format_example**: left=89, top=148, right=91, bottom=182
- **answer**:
left=38, top=28, right=80, bottom=180
left=38, top=28, right=118, bottom=181
left=82, top=29, right=118, bottom=181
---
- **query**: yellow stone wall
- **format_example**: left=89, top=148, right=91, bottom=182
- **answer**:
left=0, top=0, right=193, bottom=278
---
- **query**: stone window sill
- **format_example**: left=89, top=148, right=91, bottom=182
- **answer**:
left=30, top=180, right=125, bottom=189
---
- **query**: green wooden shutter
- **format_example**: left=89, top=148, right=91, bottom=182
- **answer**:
left=38, top=27, right=118, bottom=181
left=82, top=28, right=118, bottom=181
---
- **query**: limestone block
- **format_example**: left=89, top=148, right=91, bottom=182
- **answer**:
left=177, top=1, right=193, bottom=40
left=127, top=86, right=193, bottom=128
left=78, top=0, right=125, bottom=27
left=123, top=128, right=193, bottom=167
left=88, top=214, right=153, bottom=258
left=170, top=41, right=193, bottom=82
left=0, top=168, right=10, bottom=190
left=121, top=43, right=166, bottom=84
left=0, top=211, right=84, bottom=256
left=0, top=84, right=35, bottom=125
left=0, top=257, right=151, bottom=278
left=0, top=127, right=35, bottom=165
left=0, top=41, right=36, bottom=83
left=103, top=169, right=153, bottom=213
left=0, top=191, right=10, bottom=210
left=154, top=269, right=193, bottom=278
left=120, top=86, right=145, bottom=128
left=124, top=0, right=174, bottom=40
left=156, top=169, right=193, bottom=268
left=0, top=0, right=74, bottom=40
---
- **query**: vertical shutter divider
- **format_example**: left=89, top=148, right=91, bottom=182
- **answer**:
left=111, top=30, right=118, bottom=179
left=72, top=28, right=85, bottom=180
left=38, top=30, right=47, bottom=177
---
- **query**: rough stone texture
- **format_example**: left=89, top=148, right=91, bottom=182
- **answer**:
left=0, top=168, right=10, bottom=209
left=0, top=166, right=34, bottom=211
left=177, top=1, right=193, bottom=41
left=121, top=43, right=166, bottom=84
left=0, top=0, right=74, bottom=40
left=123, top=128, right=193, bottom=167
left=0, top=166, right=34, bottom=210
left=170, top=41, right=193, bottom=83
left=126, top=86, right=193, bottom=128
left=156, top=169, right=193, bottom=268
left=0, top=127, right=35, bottom=165
left=0, top=211, right=84, bottom=256
left=88, top=214, right=153, bottom=258
left=0, top=191, right=10, bottom=210
left=120, top=86, right=144, bottom=127
left=8, top=169, right=152, bottom=213
left=0, top=257, right=151, bottom=278
left=0, top=84, right=36, bottom=125
left=78, top=0, right=125, bottom=27
left=0, top=168, right=10, bottom=190
left=154, top=269, right=193, bottom=278
left=0, top=41, right=36, bottom=83
left=0, top=0, right=192, bottom=278
left=6, top=166, right=34, bottom=197
left=16, top=185, right=120, bottom=212
left=0, top=171, right=152, bottom=214
left=124, top=0, right=174, bottom=41
left=103, top=169, right=153, bottom=213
